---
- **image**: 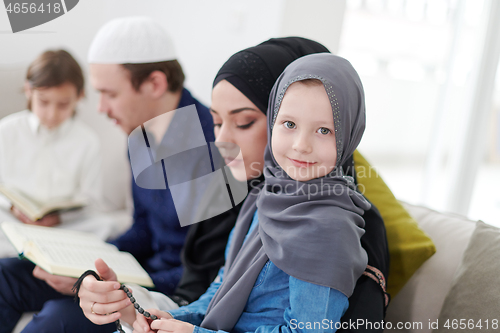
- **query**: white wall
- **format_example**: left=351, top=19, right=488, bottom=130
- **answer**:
left=0, top=0, right=347, bottom=209
left=0, top=0, right=288, bottom=103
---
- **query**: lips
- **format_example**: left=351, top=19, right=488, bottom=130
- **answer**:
left=224, top=157, right=243, bottom=167
left=288, top=158, right=317, bottom=168
left=107, top=116, right=119, bottom=125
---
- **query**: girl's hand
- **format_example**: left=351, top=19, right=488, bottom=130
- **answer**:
left=151, top=318, right=194, bottom=333
left=133, top=308, right=175, bottom=333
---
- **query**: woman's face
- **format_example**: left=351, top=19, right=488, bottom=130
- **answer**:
left=211, top=80, right=268, bottom=181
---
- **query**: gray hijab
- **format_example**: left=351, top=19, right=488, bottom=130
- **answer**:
left=201, top=53, right=370, bottom=332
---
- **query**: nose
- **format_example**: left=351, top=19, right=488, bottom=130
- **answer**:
left=46, top=106, right=58, bottom=122
left=292, top=131, right=312, bottom=154
left=214, top=124, right=240, bottom=159
left=97, top=94, right=109, bottom=115
left=214, top=123, right=233, bottom=144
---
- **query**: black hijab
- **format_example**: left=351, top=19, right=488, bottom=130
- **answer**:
left=173, top=37, right=331, bottom=303
left=213, top=37, right=330, bottom=112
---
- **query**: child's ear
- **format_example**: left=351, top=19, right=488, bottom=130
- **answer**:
left=24, top=81, right=32, bottom=100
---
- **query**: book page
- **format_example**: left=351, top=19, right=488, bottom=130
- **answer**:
left=28, top=239, right=153, bottom=286
left=39, top=198, right=86, bottom=217
left=0, top=185, right=87, bottom=220
left=0, top=185, right=43, bottom=220
left=0, top=222, right=154, bottom=287
left=1, top=221, right=109, bottom=252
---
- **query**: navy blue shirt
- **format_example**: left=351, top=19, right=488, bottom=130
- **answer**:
left=111, top=88, right=214, bottom=295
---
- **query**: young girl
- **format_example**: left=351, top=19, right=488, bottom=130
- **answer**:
left=132, top=53, right=372, bottom=333
left=0, top=49, right=103, bottom=227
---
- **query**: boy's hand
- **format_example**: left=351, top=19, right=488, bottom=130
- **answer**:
left=11, top=206, right=60, bottom=227
left=37, top=213, right=61, bottom=227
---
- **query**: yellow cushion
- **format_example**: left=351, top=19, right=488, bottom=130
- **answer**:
left=353, top=150, right=436, bottom=297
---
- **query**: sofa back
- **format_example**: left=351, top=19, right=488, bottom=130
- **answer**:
left=384, top=202, right=476, bottom=333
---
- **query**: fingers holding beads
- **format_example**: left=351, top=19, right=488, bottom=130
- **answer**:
left=78, top=280, right=131, bottom=324
left=133, top=314, right=154, bottom=333
left=133, top=308, right=174, bottom=333
left=87, top=288, right=130, bottom=304
left=150, top=317, right=195, bottom=333
left=81, top=274, right=121, bottom=293
left=79, top=276, right=129, bottom=304
left=80, top=297, right=122, bottom=324
left=85, top=297, right=131, bottom=315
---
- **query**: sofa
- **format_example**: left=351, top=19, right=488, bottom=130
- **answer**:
left=383, top=202, right=478, bottom=333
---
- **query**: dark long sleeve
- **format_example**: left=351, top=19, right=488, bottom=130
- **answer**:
left=110, top=181, right=154, bottom=262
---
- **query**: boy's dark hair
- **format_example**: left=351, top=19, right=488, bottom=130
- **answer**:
left=26, top=49, right=85, bottom=109
left=121, top=60, right=185, bottom=93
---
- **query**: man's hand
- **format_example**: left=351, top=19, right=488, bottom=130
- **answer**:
left=11, top=206, right=60, bottom=227
left=79, top=258, right=134, bottom=325
left=32, top=266, right=78, bottom=296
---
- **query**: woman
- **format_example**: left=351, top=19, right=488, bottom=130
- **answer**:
left=79, top=38, right=389, bottom=332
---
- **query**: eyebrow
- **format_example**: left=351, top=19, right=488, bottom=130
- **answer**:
left=95, top=88, right=114, bottom=94
left=278, top=113, right=334, bottom=126
left=37, top=94, right=70, bottom=103
left=210, top=107, right=259, bottom=115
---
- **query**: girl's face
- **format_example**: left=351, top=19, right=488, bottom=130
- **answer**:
left=211, top=80, right=268, bottom=181
left=26, top=82, right=82, bottom=130
left=272, top=81, right=337, bottom=182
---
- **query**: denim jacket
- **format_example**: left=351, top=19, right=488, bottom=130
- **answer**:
left=168, top=210, right=348, bottom=333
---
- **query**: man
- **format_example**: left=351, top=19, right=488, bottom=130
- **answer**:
left=0, top=17, right=214, bottom=333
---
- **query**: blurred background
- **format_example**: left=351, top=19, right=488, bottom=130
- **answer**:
left=0, top=0, right=498, bottom=225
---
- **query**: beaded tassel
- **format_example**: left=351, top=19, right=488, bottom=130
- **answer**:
left=120, top=285, right=158, bottom=320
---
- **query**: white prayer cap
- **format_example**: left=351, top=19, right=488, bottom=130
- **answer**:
left=88, top=17, right=177, bottom=64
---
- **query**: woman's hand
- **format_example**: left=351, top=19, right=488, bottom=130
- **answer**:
left=133, top=308, right=185, bottom=333
left=79, top=258, right=135, bottom=325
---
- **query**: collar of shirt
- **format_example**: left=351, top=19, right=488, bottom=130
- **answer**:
left=27, top=111, right=73, bottom=138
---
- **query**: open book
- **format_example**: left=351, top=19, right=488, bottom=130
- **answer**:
left=1, top=221, right=154, bottom=287
left=0, top=184, right=86, bottom=221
